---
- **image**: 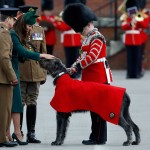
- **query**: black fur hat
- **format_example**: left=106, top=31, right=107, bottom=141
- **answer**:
left=139, top=0, right=146, bottom=9
left=42, top=0, right=53, bottom=11
left=126, top=0, right=140, bottom=10
left=64, top=0, right=86, bottom=6
left=62, top=3, right=97, bottom=33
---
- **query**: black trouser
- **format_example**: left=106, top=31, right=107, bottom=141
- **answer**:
left=89, top=112, right=107, bottom=143
left=46, top=45, right=54, bottom=54
left=64, top=46, right=81, bottom=78
left=140, top=43, right=146, bottom=74
left=126, top=45, right=142, bottom=78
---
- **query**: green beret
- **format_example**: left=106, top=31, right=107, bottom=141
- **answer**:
left=24, top=9, right=39, bottom=25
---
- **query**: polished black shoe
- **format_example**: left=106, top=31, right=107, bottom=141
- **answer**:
left=0, top=141, right=18, bottom=147
left=27, top=132, right=41, bottom=143
left=12, top=133, right=28, bottom=145
left=82, top=139, right=106, bottom=145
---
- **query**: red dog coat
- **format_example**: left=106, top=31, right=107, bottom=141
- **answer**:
left=50, top=74, right=126, bottom=125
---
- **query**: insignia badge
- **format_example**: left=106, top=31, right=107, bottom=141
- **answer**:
left=109, top=112, right=115, bottom=119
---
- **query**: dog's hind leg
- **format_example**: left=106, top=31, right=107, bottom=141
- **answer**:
left=123, top=94, right=141, bottom=145
left=119, top=116, right=132, bottom=146
left=51, top=112, right=70, bottom=146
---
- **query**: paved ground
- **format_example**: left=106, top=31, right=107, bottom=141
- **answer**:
left=5, top=70, right=150, bottom=150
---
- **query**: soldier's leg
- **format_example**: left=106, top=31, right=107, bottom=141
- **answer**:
left=26, top=82, right=41, bottom=143
left=82, top=112, right=107, bottom=145
left=0, top=84, right=13, bottom=143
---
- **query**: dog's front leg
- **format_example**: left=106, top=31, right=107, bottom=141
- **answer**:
left=51, top=112, right=63, bottom=145
left=51, top=112, right=70, bottom=146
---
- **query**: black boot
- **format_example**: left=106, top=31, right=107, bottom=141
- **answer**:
left=51, top=112, right=70, bottom=145
left=26, top=105, right=41, bottom=143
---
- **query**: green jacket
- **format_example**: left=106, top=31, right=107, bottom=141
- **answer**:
left=10, top=30, right=40, bottom=112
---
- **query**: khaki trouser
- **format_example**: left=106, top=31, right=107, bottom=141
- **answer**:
left=0, top=84, right=13, bottom=143
left=20, top=82, right=40, bottom=106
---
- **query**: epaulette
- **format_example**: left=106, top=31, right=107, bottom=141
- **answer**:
left=90, top=31, right=106, bottom=43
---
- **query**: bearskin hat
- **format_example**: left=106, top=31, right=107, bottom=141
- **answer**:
left=42, top=0, right=53, bottom=11
left=126, top=0, right=140, bottom=10
left=64, top=0, right=86, bottom=6
left=62, top=3, right=97, bottom=33
left=139, top=0, right=146, bottom=9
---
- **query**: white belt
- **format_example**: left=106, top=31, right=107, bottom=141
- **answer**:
left=94, top=57, right=111, bottom=84
left=63, top=29, right=76, bottom=34
left=125, top=30, right=140, bottom=34
left=94, top=57, right=106, bottom=63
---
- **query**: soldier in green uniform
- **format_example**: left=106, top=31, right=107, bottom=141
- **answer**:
left=0, top=8, right=18, bottom=147
left=18, top=5, right=47, bottom=143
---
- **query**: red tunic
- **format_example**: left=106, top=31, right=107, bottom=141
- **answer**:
left=50, top=74, right=126, bottom=125
left=55, top=20, right=82, bottom=47
left=72, top=28, right=112, bottom=83
left=121, top=13, right=149, bottom=45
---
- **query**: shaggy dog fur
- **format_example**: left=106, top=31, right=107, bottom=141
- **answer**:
left=39, top=58, right=140, bottom=146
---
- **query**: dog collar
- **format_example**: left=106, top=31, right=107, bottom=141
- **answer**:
left=53, top=72, right=66, bottom=85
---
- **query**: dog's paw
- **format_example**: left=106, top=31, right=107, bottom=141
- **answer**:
left=132, top=141, right=140, bottom=145
left=51, top=141, right=62, bottom=146
left=123, top=141, right=131, bottom=146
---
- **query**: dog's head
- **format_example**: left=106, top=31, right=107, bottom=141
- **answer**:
left=39, top=58, right=67, bottom=78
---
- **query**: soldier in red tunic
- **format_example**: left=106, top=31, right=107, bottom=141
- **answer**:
left=121, top=0, right=148, bottom=78
left=38, top=0, right=56, bottom=54
left=62, top=3, right=112, bottom=145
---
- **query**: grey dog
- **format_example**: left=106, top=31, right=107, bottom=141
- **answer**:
left=39, top=58, right=141, bottom=146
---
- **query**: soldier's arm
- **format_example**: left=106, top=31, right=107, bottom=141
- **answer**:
left=0, top=31, right=17, bottom=82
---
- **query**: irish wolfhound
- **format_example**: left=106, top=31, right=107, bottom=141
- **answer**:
left=39, top=58, right=140, bottom=146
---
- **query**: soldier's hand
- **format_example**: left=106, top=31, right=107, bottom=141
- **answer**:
left=11, top=79, right=18, bottom=86
left=67, top=67, right=77, bottom=75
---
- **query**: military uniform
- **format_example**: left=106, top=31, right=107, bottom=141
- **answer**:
left=62, top=3, right=113, bottom=145
left=120, top=0, right=148, bottom=78
left=0, top=24, right=17, bottom=143
left=19, top=24, right=47, bottom=143
left=19, top=25, right=47, bottom=106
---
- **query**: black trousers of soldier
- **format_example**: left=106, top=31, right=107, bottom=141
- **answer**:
left=64, top=46, right=81, bottom=78
left=89, top=112, right=107, bottom=143
left=140, top=43, right=146, bottom=75
left=126, top=45, right=142, bottom=78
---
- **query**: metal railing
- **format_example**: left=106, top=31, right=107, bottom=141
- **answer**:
left=93, top=0, right=116, bottom=17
